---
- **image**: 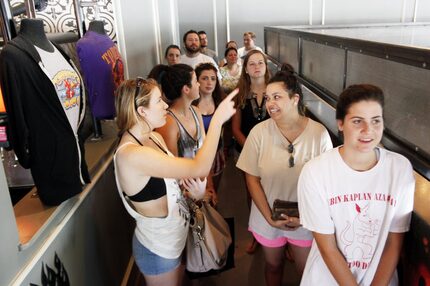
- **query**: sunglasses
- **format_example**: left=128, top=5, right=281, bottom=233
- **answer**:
left=134, top=77, right=145, bottom=110
left=288, top=143, right=294, bottom=168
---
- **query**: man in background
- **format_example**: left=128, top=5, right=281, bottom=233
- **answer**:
left=181, top=30, right=221, bottom=78
left=237, top=31, right=263, bottom=59
left=198, top=30, right=218, bottom=63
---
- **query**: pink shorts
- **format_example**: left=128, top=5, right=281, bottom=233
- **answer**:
left=250, top=229, right=312, bottom=248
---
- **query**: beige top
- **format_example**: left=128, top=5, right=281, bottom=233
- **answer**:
left=237, top=118, right=332, bottom=240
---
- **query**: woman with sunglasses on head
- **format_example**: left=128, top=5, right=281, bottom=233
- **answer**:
left=298, top=84, right=415, bottom=286
left=114, top=77, right=237, bottom=286
left=236, top=70, right=332, bottom=286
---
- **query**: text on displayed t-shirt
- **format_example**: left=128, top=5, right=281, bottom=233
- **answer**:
left=35, top=45, right=80, bottom=134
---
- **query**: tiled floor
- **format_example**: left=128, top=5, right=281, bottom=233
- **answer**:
left=193, top=154, right=301, bottom=286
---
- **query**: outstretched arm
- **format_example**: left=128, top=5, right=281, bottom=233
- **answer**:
left=117, top=89, right=238, bottom=180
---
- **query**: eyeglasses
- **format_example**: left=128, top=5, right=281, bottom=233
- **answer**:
left=134, top=77, right=145, bottom=110
left=288, top=143, right=294, bottom=168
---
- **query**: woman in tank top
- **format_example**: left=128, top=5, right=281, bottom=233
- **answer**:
left=194, top=63, right=226, bottom=202
left=156, top=64, right=216, bottom=203
left=114, top=78, right=237, bottom=286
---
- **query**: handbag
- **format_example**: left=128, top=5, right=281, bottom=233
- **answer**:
left=186, top=199, right=232, bottom=272
left=271, top=199, right=299, bottom=220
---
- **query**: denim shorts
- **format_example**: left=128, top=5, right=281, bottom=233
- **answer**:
left=132, top=234, right=181, bottom=276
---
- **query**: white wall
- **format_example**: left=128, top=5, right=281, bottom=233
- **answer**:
left=114, top=0, right=161, bottom=78
left=114, top=0, right=430, bottom=78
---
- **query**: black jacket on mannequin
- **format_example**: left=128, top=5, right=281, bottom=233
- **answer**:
left=0, top=34, right=91, bottom=205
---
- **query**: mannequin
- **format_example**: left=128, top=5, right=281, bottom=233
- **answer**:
left=19, top=18, right=54, bottom=51
left=87, top=20, right=105, bottom=35
left=0, top=18, right=91, bottom=205
left=84, top=20, right=107, bottom=138
left=76, top=20, right=124, bottom=130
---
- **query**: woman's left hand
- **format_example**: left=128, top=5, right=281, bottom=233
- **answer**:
left=181, top=178, right=207, bottom=201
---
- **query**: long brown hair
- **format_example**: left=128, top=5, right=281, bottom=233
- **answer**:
left=235, top=50, right=270, bottom=108
left=194, top=62, right=225, bottom=107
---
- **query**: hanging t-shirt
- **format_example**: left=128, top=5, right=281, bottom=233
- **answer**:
left=35, top=45, right=80, bottom=134
left=76, top=31, right=124, bottom=119
left=298, top=147, right=415, bottom=286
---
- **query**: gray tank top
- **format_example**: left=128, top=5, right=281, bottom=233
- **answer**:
left=168, top=107, right=203, bottom=158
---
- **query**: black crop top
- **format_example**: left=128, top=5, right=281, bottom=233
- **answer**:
left=123, top=131, right=169, bottom=202
left=126, top=177, right=167, bottom=202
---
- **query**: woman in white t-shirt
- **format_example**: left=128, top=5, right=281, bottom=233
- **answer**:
left=236, top=71, right=332, bottom=285
left=298, top=84, right=415, bottom=286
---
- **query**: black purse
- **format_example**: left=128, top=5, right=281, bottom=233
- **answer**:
left=271, top=199, right=299, bottom=220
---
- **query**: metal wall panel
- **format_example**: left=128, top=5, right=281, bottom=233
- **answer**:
left=279, top=34, right=299, bottom=72
left=117, top=0, right=158, bottom=78
left=10, top=164, right=134, bottom=285
left=158, top=0, right=179, bottom=59
left=324, top=0, right=405, bottom=24
left=302, top=40, right=345, bottom=96
left=228, top=0, right=309, bottom=50
left=0, top=162, right=20, bottom=286
left=417, top=0, right=430, bottom=22
left=346, top=51, right=430, bottom=156
left=266, top=30, right=279, bottom=61
left=178, top=0, right=215, bottom=50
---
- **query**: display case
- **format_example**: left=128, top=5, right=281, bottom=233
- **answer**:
left=0, top=1, right=132, bottom=285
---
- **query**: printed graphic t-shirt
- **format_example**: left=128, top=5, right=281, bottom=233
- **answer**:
left=76, top=31, right=124, bottom=119
left=35, top=45, right=80, bottom=134
left=298, top=147, right=415, bottom=286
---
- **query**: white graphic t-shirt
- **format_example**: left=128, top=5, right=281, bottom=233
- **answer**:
left=35, top=45, right=81, bottom=134
left=298, top=147, right=415, bottom=286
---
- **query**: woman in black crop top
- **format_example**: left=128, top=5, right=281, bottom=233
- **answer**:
left=231, top=50, right=270, bottom=254
left=114, top=77, right=237, bottom=285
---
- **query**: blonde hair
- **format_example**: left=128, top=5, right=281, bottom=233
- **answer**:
left=115, top=78, right=159, bottom=136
